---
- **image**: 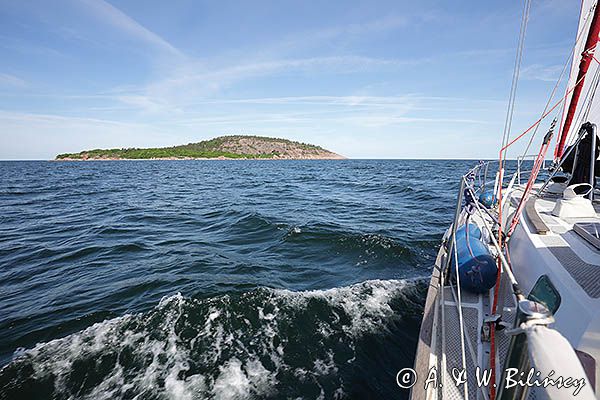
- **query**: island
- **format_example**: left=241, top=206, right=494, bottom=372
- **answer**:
left=55, top=135, right=345, bottom=160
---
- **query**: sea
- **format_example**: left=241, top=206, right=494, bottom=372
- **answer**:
left=0, top=159, right=480, bottom=400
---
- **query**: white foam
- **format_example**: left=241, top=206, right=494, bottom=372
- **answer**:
left=313, top=351, right=338, bottom=376
left=164, top=368, right=206, bottom=400
left=3, top=279, right=415, bottom=399
left=257, top=307, right=276, bottom=321
left=275, top=279, right=407, bottom=335
left=211, top=358, right=250, bottom=400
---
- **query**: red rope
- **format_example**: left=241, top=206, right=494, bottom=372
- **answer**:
left=502, top=54, right=599, bottom=155
left=507, top=139, right=552, bottom=237
left=489, top=163, right=504, bottom=400
left=488, top=54, right=600, bottom=399
left=487, top=57, right=591, bottom=400
left=501, top=83, right=577, bottom=153
left=557, top=3, right=600, bottom=158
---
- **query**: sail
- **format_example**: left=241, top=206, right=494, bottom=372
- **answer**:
left=556, top=0, right=600, bottom=158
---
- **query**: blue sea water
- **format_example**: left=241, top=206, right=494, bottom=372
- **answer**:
left=0, top=159, right=476, bottom=399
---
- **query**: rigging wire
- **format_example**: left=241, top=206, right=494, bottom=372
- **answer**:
left=499, top=70, right=592, bottom=157
left=556, top=1, right=600, bottom=157
left=490, top=17, right=600, bottom=400
left=584, top=64, right=600, bottom=119
left=494, top=2, right=530, bottom=398
left=438, top=4, right=600, bottom=400
left=492, top=61, right=595, bottom=400
left=500, top=0, right=532, bottom=161
left=517, top=11, right=592, bottom=165
left=553, top=6, right=597, bottom=156
left=508, top=120, right=556, bottom=238
left=565, top=49, right=600, bottom=147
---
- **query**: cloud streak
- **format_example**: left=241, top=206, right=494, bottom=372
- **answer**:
left=79, top=0, right=184, bottom=58
left=117, top=55, right=434, bottom=113
left=3, top=1, right=557, bottom=159
left=0, top=73, right=27, bottom=88
left=520, top=64, right=564, bottom=82
left=266, top=15, right=411, bottom=55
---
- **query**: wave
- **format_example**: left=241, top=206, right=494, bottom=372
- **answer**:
left=282, top=223, right=428, bottom=266
left=0, top=279, right=426, bottom=400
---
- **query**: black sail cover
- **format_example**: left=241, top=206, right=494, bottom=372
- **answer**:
left=561, top=122, right=600, bottom=185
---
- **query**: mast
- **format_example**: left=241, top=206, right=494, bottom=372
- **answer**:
left=556, top=2, right=600, bottom=159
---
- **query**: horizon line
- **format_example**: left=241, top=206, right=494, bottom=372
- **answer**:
left=0, top=157, right=552, bottom=161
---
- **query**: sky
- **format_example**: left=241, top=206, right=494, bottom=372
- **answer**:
left=0, top=0, right=583, bottom=159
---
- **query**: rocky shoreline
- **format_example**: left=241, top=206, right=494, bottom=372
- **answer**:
left=54, top=154, right=346, bottom=161
left=55, top=135, right=346, bottom=161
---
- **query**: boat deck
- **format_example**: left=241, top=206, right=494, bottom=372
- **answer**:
left=413, top=249, right=517, bottom=400
left=514, top=188, right=600, bottom=299
left=508, top=186, right=600, bottom=396
left=434, top=274, right=516, bottom=400
left=413, top=185, right=600, bottom=400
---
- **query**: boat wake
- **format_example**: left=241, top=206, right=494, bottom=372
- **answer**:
left=0, top=279, right=425, bottom=400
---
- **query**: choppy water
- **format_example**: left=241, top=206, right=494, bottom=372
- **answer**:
left=0, top=160, right=475, bottom=399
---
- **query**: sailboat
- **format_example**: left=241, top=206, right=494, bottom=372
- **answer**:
left=411, top=1, right=600, bottom=399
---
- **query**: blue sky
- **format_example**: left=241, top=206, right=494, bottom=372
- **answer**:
left=0, top=0, right=581, bottom=159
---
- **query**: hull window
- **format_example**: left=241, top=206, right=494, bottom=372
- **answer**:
left=528, top=275, right=561, bottom=314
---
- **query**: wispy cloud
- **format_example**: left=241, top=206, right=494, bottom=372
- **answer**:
left=0, top=109, right=144, bottom=127
left=167, top=54, right=415, bottom=79
left=0, top=73, right=27, bottom=88
left=0, top=110, right=174, bottom=159
left=267, top=15, right=411, bottom=55
left=172, top=112, right=489, bottom=127
left=92, top=55, right=426, bottom=115
left=0, top=35, right=66, bottom=59
left=212, top=95, right=417, bottom=107
left=520, top=64, right=563, bottom=82
left=209, top=95, right=487, bottom=107
left=1, top=2, right=547, bottom=159
left=323, top=15, right=411, bottom=36
left=78, top=0, right=184, bottom=58
left=98, top=12, right=441, bottom=113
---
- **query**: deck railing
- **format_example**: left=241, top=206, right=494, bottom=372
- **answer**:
left=441, top=160, right=596, bottom=400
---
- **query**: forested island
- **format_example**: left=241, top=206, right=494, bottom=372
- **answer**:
left=55, top=135, right=345, bottom=160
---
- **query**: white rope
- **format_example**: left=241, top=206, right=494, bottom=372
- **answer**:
left=449, top=282, right=490, bottom=400
left=440, top=258, right=447, bottom=400
left=500, top=173, right=517, bottom=217
left=452, top=222, right=469, bottom=400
